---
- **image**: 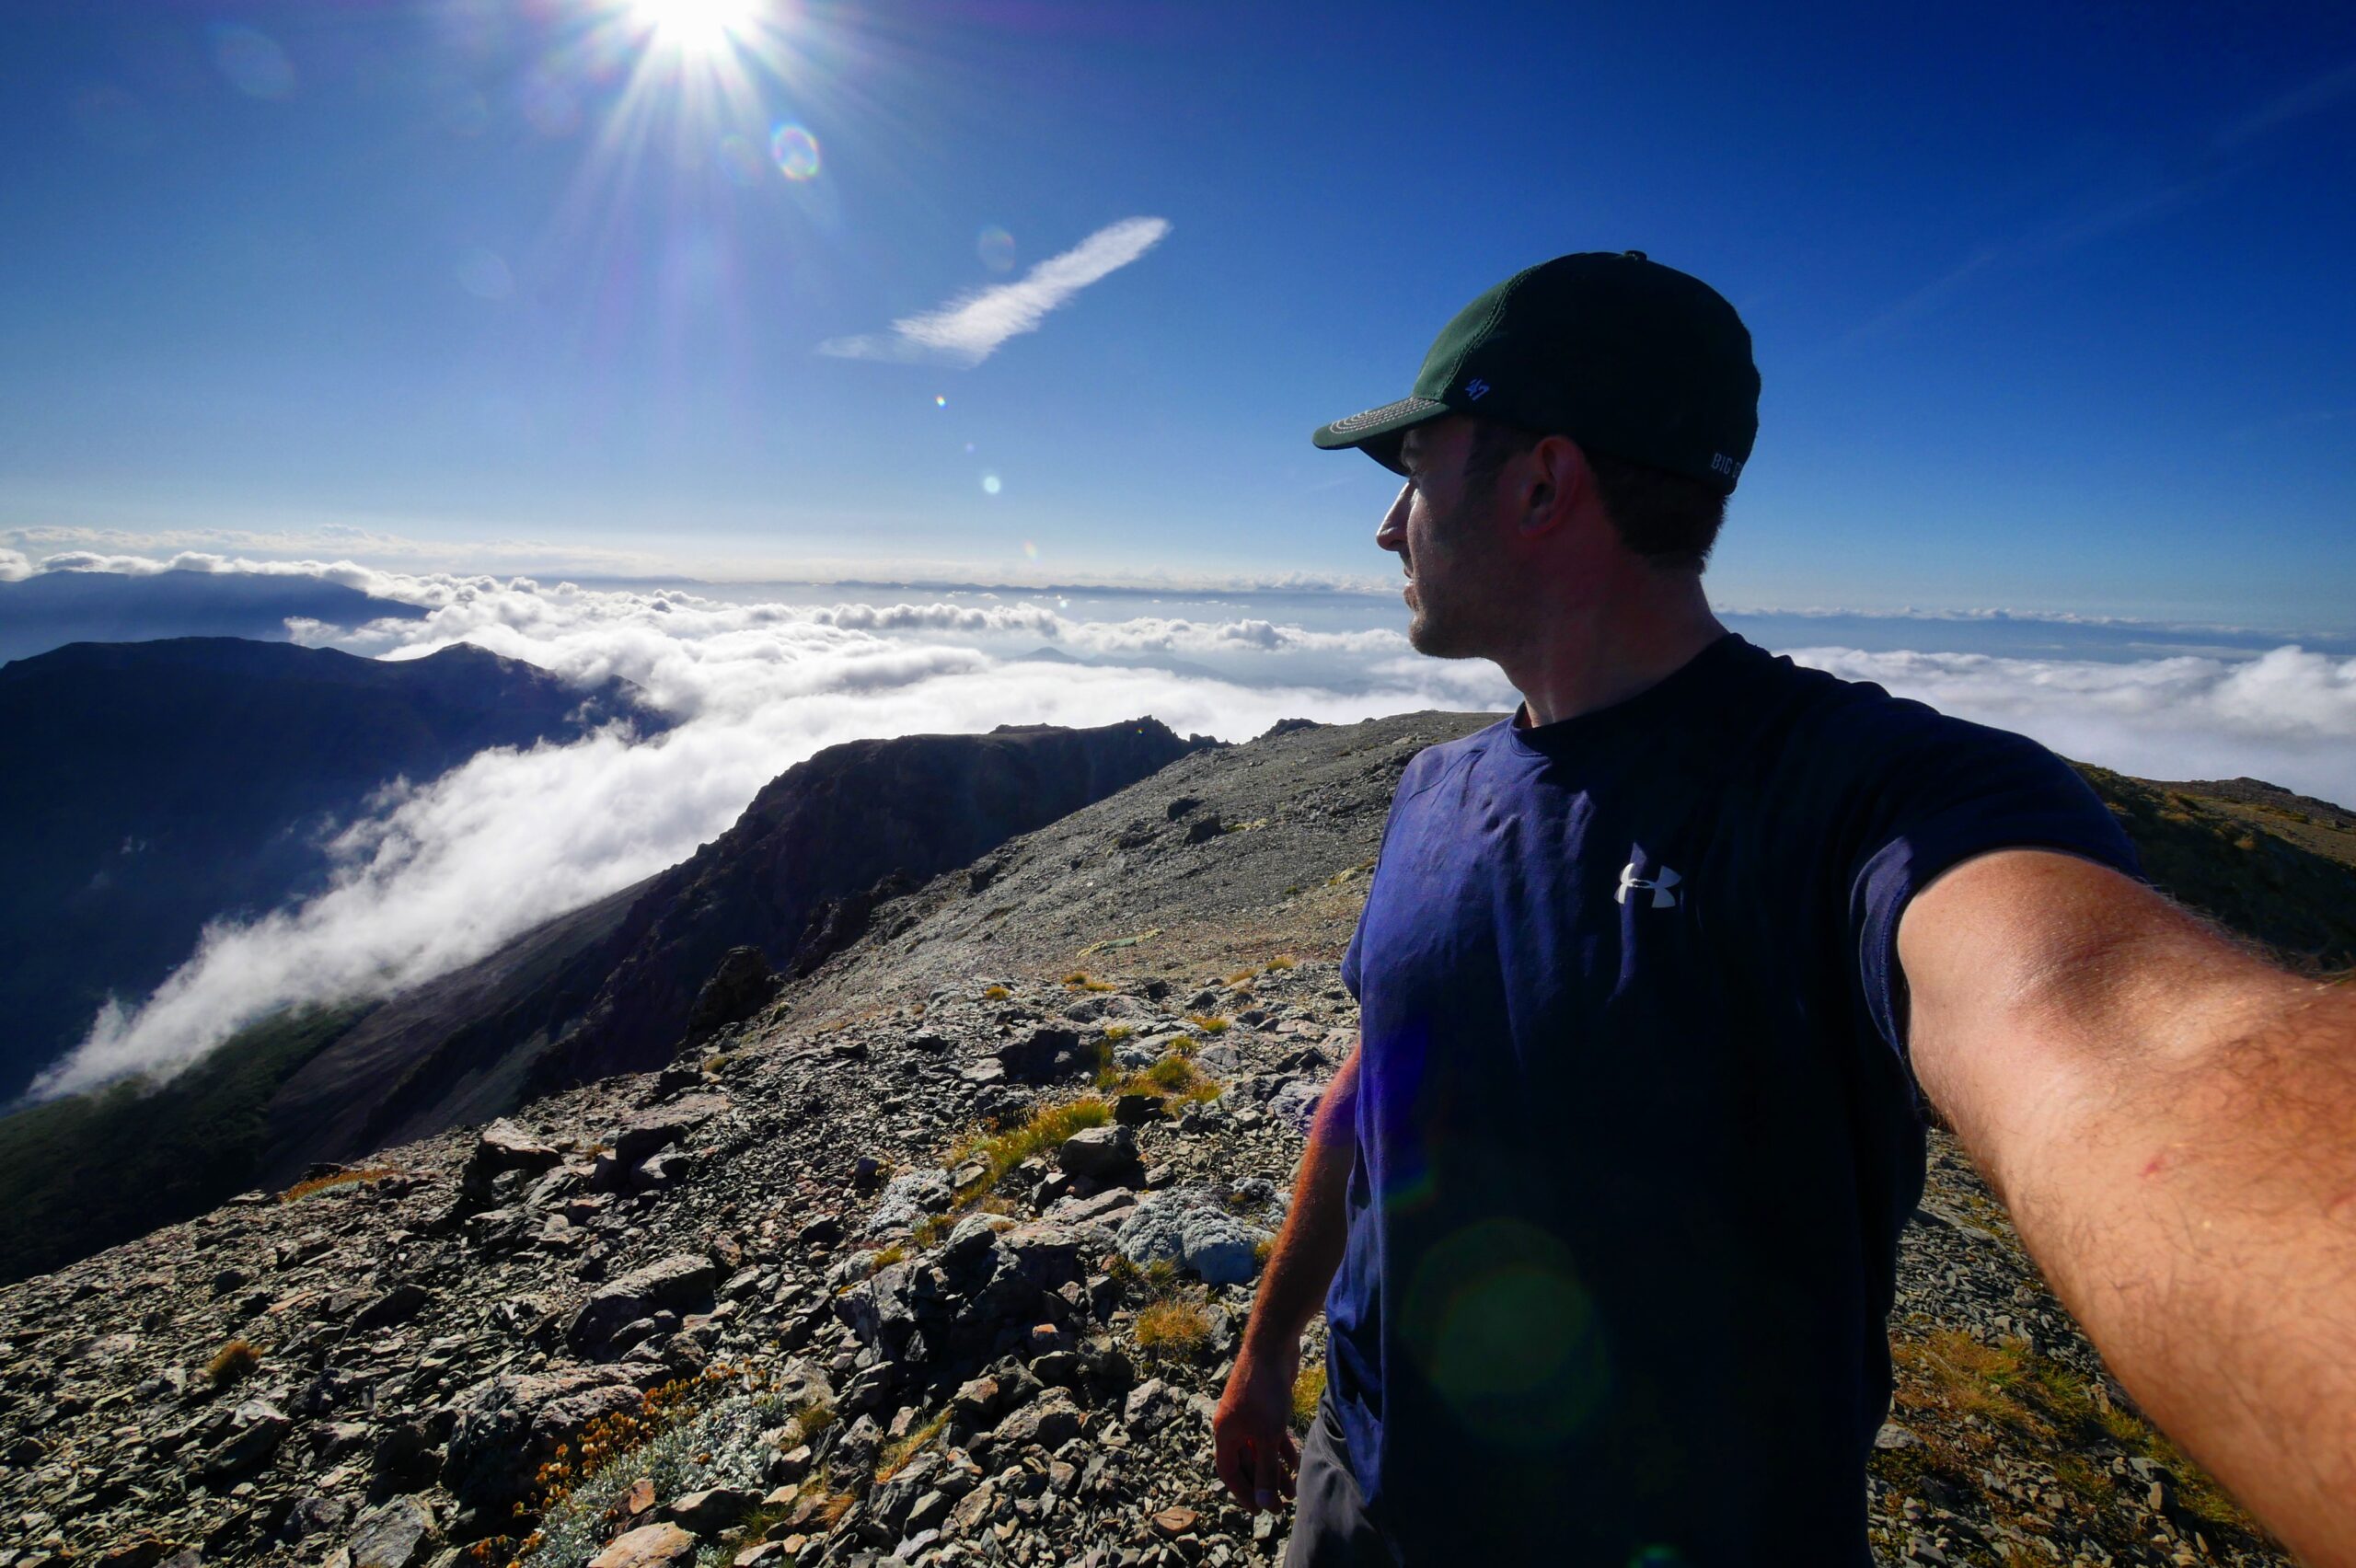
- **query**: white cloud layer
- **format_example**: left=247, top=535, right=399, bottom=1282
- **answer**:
left=1790, top=645, right=2356, bottom=800
left=26, top=571, right=2356, bottom=1100
left=819, top=217, right=1171, bottom=366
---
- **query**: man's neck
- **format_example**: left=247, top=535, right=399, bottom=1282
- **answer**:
left=1503, top=575, right=1727, bottom=729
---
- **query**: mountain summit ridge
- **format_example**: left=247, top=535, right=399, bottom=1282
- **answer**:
left=0, top=712, right=2349, bottom=1568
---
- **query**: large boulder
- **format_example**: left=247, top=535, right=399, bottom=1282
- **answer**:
left=196, top=1399, right=288, bottom=1484
left=987, top=1387, right=1084, bottom=1451
left=345, top=1495, right=436, bottom=1568
left=1056, top=1124, right=1142, bottom=1184
left=456, top=1120, right=562, bottom=1211
left=589, top=1523, right=697, bottom=1568
left=684, top=947, right=780, bottom=1043
left=610, top=1094, right=729, bottom=1168
left=566, top=1253, right=719, bottom=1355
left=441, top=1366, right=644, bottom=1512
left=994, top=1026, right=1091, bottom=1084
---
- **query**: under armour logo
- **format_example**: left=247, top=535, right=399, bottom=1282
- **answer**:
left=1616, top=861, right=1681, bottom=908
left=1463, top=378, right=1490, bottom=400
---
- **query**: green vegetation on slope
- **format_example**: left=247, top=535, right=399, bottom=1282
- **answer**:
left=0, top=1003, right=370, bottom=1285
left=2079, top=767, right=2356, bottom=970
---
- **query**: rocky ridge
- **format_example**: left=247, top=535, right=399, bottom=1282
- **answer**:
left=6, top=711, right=2350, bottom=1568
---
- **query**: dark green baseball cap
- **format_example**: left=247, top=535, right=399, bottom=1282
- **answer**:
left=1311, top=250, right=1760, bottom=493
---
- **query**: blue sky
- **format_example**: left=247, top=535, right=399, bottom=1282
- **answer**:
left=3, top=0, right=2352, bottom=628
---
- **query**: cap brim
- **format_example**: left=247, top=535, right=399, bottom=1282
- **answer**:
left=1310, top=396, right=1451, bottom=475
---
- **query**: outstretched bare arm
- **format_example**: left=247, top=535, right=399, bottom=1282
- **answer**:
left=1903, top=849, right=2356, bottom=1563
left=1212, top=1039, right=1361, bottom=1513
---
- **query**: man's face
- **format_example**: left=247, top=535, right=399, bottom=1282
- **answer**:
left=1376, top=418, right=1509, bottom=660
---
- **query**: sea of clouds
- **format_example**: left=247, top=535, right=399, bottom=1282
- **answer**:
left=18, top=558, right=2356, bottom=1099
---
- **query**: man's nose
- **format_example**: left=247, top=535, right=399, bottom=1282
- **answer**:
left=1376, top=482, right=1411, bottom=553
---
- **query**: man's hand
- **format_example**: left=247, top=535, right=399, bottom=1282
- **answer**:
left=1211, top=1040, right=1361, bottom=1512
left=1903, top=848, right=2356, bottom=1565
left=1214, top=1340, right=1301, bottom=1513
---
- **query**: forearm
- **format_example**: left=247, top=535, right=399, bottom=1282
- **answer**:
left=1967, top=974, right=2356, bottom=1562
left=1239, top=1041, right=1360, bottom=1364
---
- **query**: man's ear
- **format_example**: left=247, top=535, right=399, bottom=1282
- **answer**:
left=1515, top=434, right=1588, bottom=537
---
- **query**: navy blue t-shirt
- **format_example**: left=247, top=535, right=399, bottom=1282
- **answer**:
left=1330, top=633, right=2139, bottom=1565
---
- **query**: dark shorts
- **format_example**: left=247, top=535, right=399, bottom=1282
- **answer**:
left=1284, top=1396, right=1402, bottom=1568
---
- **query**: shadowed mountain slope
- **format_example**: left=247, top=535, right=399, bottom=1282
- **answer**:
left=0, top=638, right=652, bottom=1101
left=254, top=717, right=1217, bottom=1187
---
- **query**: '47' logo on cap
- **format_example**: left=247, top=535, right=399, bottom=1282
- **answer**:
left=1463, top=378, right=1490, bottom=400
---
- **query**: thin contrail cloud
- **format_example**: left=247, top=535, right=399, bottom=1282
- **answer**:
left=820, top=216, right=1171, bottom=366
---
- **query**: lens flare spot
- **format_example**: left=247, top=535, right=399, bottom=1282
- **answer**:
left=1022, top=539, right=1038, bottom=559
left=770, top=122, right=820, bottom=180
left=455, top=248, right=514, bottom=302
left=983, top=474, right=1004, bottom=496
left=209, top=25, right=295, bottom=100
left=1400, top=1219, right=1611, bottom=1448
left=934, top=395, right=948, bottom=409
left=976, top=225, right=1016, bottom=273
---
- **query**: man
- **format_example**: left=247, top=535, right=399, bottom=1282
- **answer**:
left=1210, top=251, right=2356, bottom=1566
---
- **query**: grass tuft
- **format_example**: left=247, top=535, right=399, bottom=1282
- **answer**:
left=280, top=1165, right=398, bottom=1203
left=874, top=1410, right=952, bottom=1482
left=981, top=984, right=1011, bottom=1000
left=204, top=1338, right=260, bottom=1388
left=1882, top=1328, right=2265, bottom=1546
left=1290, top=1363, right=1326, bottom=1426
left=791, top=1395, right=837, bottom=1441
left=942, top=1096, right=1111, bottom=1208
left=1186, top=1013, right=1230, bottom=1035
left=1135, top=1297, right=1215, bottom=1360
left=1265, top=955, right=1297, bottom=973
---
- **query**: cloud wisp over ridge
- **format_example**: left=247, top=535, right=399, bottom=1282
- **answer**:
left=819, top=216, right=1171, bottom=366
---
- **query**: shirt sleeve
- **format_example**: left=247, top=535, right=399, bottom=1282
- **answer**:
left=1841, top=704, right=2142, bottom=1059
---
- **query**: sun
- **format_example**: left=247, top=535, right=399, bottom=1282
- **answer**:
left=627, top=0, right=765, bottom=57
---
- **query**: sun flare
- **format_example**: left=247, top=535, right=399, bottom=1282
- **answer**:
left=627, top=0, right=765, bottom=57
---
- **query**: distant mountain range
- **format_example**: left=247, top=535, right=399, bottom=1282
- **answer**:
left=0, top=637, right=653, bottom=1103
left=0, top=566, right=426, bottom=663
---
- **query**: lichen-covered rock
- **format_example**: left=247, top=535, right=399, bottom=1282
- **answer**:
left=1114, top=1190, right=1271, bottom=1286
left=863, top=1168, right=954, bottom=1236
